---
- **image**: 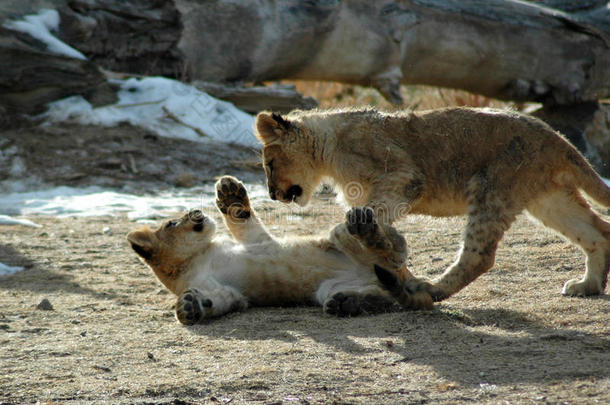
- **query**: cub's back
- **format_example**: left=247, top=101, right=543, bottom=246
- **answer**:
left=387, top=107, right=572, bottom=184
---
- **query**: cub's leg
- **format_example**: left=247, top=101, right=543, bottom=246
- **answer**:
left=527, top=190, right=610, bottom=296
left=376, top=184, right=518, bottom=309
left=215, top=176, right=274, bottom=244
left=176, top=280, right=247, bottom=325
left=432, top=205, right=517, bottom=300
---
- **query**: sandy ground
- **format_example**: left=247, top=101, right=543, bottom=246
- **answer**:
left=1, top=190, right=609, bottom=404
left=1, top=121, right=609, bottom=404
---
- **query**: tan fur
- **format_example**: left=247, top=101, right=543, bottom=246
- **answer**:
left=127, top=176, right=414, bottom=325
left=256, top=107, right=610, bottom=308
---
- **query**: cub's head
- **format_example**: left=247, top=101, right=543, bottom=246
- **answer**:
left=127, top=210, right=215, bottom=292
left=255, top=111, right=321, bottom=206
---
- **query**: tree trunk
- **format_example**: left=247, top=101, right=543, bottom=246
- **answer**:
left=175, top=0, right=610, bottom=106
left=1, top=0, right=608, bottom=173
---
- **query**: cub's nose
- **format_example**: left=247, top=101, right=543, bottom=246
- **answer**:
left=188, top=209, right=204, bottom=223
left=285, top=185, right=303, bottom=201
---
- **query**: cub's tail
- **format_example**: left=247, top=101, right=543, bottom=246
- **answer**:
left=565, top=150, right=610, bottom=207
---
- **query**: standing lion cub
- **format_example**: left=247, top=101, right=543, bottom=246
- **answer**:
left=255, top=107, right=610, bottom=308
left=127, top=176, right=415, bottom=324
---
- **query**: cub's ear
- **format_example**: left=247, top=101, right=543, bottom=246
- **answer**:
left=255, top=112, right=291, bottom=144
left=127, top=229, right=158, bottom=261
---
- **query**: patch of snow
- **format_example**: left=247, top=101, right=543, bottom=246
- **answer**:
left=0, top=215, right=41, bottom=228
left=0, top=185, right=269, bottom=219
left=3, top=9, right=86, bottom=60
left=42, top=77, right=260, bottom=148
left=0, top=262, right=24, bottom=276
left=604, top=178, right=610, bottom=187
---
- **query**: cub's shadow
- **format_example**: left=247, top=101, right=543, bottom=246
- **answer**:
left=188, top=304, right=610, bottom=387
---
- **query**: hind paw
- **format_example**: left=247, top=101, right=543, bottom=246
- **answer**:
left=346, top=207, right=407, bottom=267
left=324, top=292, right=363, bottom=317
left=323, top=291, right=397, bottom=317
left=215, top=176, right=251, bottom=219
left=562, top=278, right=603, bottom=297
left=176, top=288, right=213, bottom=325
left=346, top=207, right=390, bottom=250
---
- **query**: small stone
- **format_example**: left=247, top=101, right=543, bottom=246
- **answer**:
left=36, top=298, right=53, bottom=311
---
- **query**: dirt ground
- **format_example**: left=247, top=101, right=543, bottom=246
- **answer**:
left=0, top=123, right=261, bottom=193
left=1, top=123, right=609, bottom=404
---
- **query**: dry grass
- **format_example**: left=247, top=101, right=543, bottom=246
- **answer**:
left=1, top=197, right=609, bottom=404
left=285, top=81, right=523, bottom=111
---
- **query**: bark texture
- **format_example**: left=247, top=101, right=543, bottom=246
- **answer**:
left=0, top=0, right=608, bottom=174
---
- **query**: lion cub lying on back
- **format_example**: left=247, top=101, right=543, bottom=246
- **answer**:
left=127, top=176, right=411, bottom=324
left=255, top=107, right=610, bottom=308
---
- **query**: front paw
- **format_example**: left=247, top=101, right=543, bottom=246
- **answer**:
left=374, top=265, right=441, bottom=310
left=400, top=278, right=438, bottom=310
left=176, top=288, right=213, bottom=325
left=215, top=176, right=251, bottom=219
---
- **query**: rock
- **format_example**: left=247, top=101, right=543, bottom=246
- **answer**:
left=36, top=298, right=53, bottom=311
left=583, top=103, right=610, bottom=178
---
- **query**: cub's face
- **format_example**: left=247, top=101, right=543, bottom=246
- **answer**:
left=127, top=209, right=216, bottom=264
left=256, top=112, right=319, bottom=206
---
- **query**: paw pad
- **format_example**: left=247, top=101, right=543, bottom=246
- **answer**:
left=346, top=207, right=376, bottom=237
left=215, top=177, right=251, bottom=219
left=176, top=289, right=212, bottom=325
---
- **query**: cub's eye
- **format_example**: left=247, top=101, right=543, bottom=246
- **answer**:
left=164, top=220, right=178, bottom=229
left=265, top=160, right=274, bottom=174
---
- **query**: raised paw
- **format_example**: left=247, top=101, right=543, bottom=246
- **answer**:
left=346, top=207, right=407, bottom=267
left=215, top=176, right=251, bottom=219
left=175, top=288, right=213, bottom=325
left=346, top=207, right=390, bottom=251
left=323, top=291, right=397, bottom=317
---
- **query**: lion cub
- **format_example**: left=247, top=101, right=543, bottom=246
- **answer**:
left=127, top=176, right=411, bottom=324
left=255, top=107, right=610, bottom=308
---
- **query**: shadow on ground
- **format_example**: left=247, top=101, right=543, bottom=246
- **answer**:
left=0, top=243, right=115, bottom=299
left=186, top=304, right=610, bottom=388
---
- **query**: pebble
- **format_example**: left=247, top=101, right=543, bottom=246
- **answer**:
left=36, top=298, right=54, bottom=311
